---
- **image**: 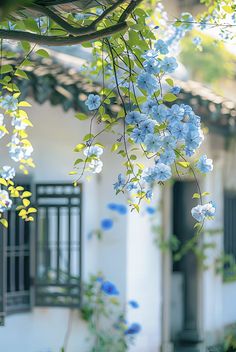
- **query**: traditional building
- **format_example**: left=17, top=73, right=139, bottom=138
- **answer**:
left=0, top=45, right=236, bottom=352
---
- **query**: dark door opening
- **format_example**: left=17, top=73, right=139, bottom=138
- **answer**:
left=171, top=181, right=203, bottom=352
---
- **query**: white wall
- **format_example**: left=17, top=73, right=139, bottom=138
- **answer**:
left=126, top=190, right=162, bottom=352
left=0, top=101, right=100, bottom=352
left=0, top=100, right=162, bottom=352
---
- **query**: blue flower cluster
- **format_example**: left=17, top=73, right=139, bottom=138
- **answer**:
left=113, top=35, right=214, bottom=222
left=191, top=202, right=216, bottom=222
left=121, top=99, right=205, bottom=201
left=101, top=280, right=119, bottom=295
left=96, top=276, right=142, bottom=338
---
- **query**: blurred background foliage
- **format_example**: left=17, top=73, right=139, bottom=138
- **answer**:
left=180, top=30, right=236, bottom=84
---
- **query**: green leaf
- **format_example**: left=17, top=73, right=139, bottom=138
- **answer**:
left=165, top=78, right=174, bottom=87
left=177, top=161, right=190, bottom=168
left=22, top=191, right=32, bottom=198
left=0, top=64, right=13, bottom=74
left=111, top=143, right=120, bottom=152
left=0, top=219, right=8, bottom=228
left=201, top=192, right=210, bottom=197
left=23, top=198, right=30, bottom=207
left=222, top=5, right=233, bottom=13
left=75, top=113, right=88, bottom=120
left=15, top=69, right=28, bottom=79
left=35, top=49, right=50, bottom=58
left=130, top=154, right=137, bottom=160
left=0, top=178, right=7, bottom=186
left=163, top=93, right=177, bottom=102
left=74, top=158, right=84, bottom=165
left=21, top=41, right=31, bottom=52
left=83, top=133, right=94, bottom=141
left=18, top=101, right=31, bottom=107
left=192, top=193, right=200, bottom=199
left=74, top=143, right=86, bottom=152
left=24, top=19, right=40, bottom=33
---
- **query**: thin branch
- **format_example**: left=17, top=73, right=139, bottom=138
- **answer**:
left=30, top=0, right=127, bottom=36
left=119, top=0, right=143, bottom=23
left=0, top=22, right=127, bottom=46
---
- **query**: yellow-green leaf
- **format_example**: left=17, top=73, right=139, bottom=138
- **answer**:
left=22, top=191, right=32, bottom=198
left=28, top=207, right=37, bottom=213
left=0, top=219, right=8, bottom=228
left=163, top=93, right=177, bottom=102
left=0, top=178, right=7, bottom=187
left=35, top=49, right=50, bottom=58
left=75, top=113, right=88, bottom=120
left=74, top=143, right=86, bottom=152
left=177, top=161, right=190, bottom=168
left=192, top=193, right=200, bottom=199
left=23, top=199, right=30, bottom=207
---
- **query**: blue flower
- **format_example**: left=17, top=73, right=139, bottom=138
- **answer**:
left=131, top=128, right=146, bottom=143
left=1, top=95, right=18, bottom=111
left=1, top=166, right=15, bottom=180
left=126, top=182, right=138, bottom=192
left=191, top=202, right=215, bottom=222
left=167, top=104, right=185, bottom=122
left=155, top=163, right=172, bottom=181
left=192, top=36, right=202, bottom=46
left=125, top=111, right=144, bottom=125
left=159, top=149, right=176, bottom=165
left=161, top=57, right=178, bottom=73
left=107, top=203, right=127, bottom=215
left=196, top=155, right=213, bottom=173
left=125, top=323, right=141, bottom=335
left=171, top=86, right=181, bottom=95
left=143, top=58, right=161, bottom=74
left=129, top=300, right=139, bottom=308
left=169, top=121, right=187, bottom=140
left=191, top=205, right=205, bottom=222
left=142, top=48, right=158, bottom=59
left=144, top=134, right=161, bottom=152
left=146, top=189, right=153, bottom=199
left=84, top=145, right=103, bottom=157
left=152, top=104, right=169, bottom=124
left=113, top=173, right=126, bottom=191
left=202, top=202, right=216, bottom=217
left=101, top=218, right=113, bottom=231
left=143, top=167, right=157, bottom=183
left=85, top=94, right=101, bottom=110
left=154, top=39, right=169, bottom=55
left=137, top=72, right=159, bottom=95
left=146, top=206, right=156, bottom=215
left=188, top=114, right=201, bottom=127
left=160, top=135, right=177, bottom=150
left=179, top=12, right=194, bottom=30
left=0, top=190, right=12, bottom=212
left=139, top=120, right=155, bottom=135
left=116, top=204, right=127, bottom=215
left=185, top=128, right=203, bottom=152
left=101, top=281, right=119, bottom=295
left=142, top=99, right=156, bottom=114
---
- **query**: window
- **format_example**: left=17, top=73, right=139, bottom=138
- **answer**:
left=35, top=183, right=82, bottom=307
left=224, top=192, right=236, bottom=260
left=0, top=182, right=82, bottom=324
left=6, top=207, right=31, bottom=313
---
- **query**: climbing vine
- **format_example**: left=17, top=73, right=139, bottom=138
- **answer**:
left=0, top=0, right=235, bottom=229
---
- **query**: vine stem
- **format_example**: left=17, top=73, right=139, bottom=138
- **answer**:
left=106, top=38, right=144, bottom=203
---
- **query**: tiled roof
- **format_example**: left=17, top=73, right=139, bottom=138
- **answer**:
left=3, top=51, right=236, bottom=135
